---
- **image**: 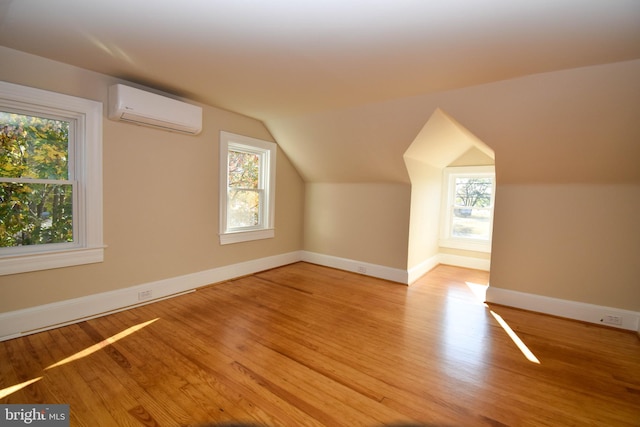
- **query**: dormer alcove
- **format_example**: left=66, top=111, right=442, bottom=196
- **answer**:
left=404, top=108, right=495, bottom=283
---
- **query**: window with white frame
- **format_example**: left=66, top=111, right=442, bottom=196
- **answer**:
left=0, top=81, right=103, bottom=275
left=219, top=131, right=276, bottom=245
left=440, top=165, right=495, bottom=252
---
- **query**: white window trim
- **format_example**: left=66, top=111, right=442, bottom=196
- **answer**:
left=219, top=131, right=276, bottom=245
left=439, top=165, right=495, bottom=253
left=0, top=81, right=103, bottom=275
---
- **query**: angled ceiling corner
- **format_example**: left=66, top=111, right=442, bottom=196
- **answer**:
left=404, top=108, right=494, bottom=171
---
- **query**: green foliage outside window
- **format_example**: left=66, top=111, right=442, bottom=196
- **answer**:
left=227, top=149, right=261, bottom=228
left=0, top=112, right=73, bottom=247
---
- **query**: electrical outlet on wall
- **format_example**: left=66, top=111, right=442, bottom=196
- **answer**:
left=138, top=290, right=153, bottom=301
left=601, top=315, right=623, bottom=326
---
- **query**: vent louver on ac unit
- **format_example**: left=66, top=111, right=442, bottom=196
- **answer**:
left=108, top=84, right=202, bottom=135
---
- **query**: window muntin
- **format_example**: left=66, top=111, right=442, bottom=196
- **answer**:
left=0, top=81, right=103, bottom=275
left=0, top=112, right=76, bottom=251
left=227, top=146, right=264, bottom=230
left=219, top=131, right=276, bottom=244
left=440, top=166, right=495, bottom=252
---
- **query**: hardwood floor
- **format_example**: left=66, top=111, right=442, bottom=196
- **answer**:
left=1, top=262, right=639, bottom=426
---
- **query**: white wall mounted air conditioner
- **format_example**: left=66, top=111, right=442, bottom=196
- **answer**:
left=108, top=84, right=202, bottom=135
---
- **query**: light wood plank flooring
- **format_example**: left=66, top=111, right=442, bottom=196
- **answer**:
left=1, top=262, right=639, bottom=426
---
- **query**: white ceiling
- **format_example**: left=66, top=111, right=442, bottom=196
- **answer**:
left=1, top=0, right=640, bottom=182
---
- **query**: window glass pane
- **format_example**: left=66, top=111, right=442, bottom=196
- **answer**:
left=440, top=166, right=494, bottom=252
left=228, top=189, right=261, bottom=228
left=219, top=131, right=276, bottom=244
left=452, top=207, right=491, bottom=240
left=0, top=112, right=70, bottom=180
left=0, top=182, right=74, bottom=247
left=228, top=150, right=260, bottom=189
left=454, top=177, right=492, bottom=208
left=0, top=81, right=104, bottom=274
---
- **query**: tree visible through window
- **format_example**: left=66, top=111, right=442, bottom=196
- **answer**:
left=452, top=176, right=493, bottom=239
left=227, top=148, right=262, bottom=228
left=0, top=81, right=103, bottom=275
left=440, top=166, right=495, bottom=252
left=219, top=131, right=276, bottom=245
left=0, top=112, right=74, bottom=247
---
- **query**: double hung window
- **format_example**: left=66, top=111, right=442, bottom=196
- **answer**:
left=219, top=131, right=276, bottom=244
left=0, top=82, right=103, bottom=275
left=440, top=166, right=495, bottom=252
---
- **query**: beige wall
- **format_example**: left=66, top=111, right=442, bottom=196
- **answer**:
left=404, top=159, right=441, bottom=269
left=304, top=183, right=410, bottom=270
left=292, top=60, right=640, bottom=313
left=490, top=184, right=640, bottom=311
left=0, top=47, right=305, bottom=312
left=2, top=46, right=639, bottom=318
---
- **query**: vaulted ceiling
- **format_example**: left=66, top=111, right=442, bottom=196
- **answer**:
left=1, top=0, right=639, bottom=183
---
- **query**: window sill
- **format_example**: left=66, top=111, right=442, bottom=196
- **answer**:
left=439, top=238, right=491, bottom=253
left=219, top=229, right=274, bottom=245
left=0, top=246, right=105, bottom=276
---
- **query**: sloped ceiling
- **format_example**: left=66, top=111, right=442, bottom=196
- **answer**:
left=404, top=109, right=494, bottom=170
left=1, top=0, right=639, bottom=183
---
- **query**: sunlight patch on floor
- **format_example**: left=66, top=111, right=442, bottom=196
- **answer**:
left=46, top=318, right=159, bottom=370
left=490, top=310, right=541, bottom=364
left=0, top=377, right=42, bottom=400
left=465, top=281, right=540, bottom=364
left=465, top=281, right=488, bottom=303
left=1, top=319, right=159, bottom=399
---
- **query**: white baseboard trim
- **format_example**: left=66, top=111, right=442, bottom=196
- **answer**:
left=0, top=251, right=303, bottom=342
left=407, top=255, right=440, bottom=285
left=301, top=251, right=408, bottom=284
left=439, top=253, right=491, bottom=271
left=486, top=287, right=640, bottom=332
left=407, top=253, right=489, bottom=284
left=299, top=252, right=490, bottom=286
left=16, top=249, right=629, bottom=342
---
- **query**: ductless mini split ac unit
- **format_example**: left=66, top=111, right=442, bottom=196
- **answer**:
left=108, top=84, right=203, bottom=135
